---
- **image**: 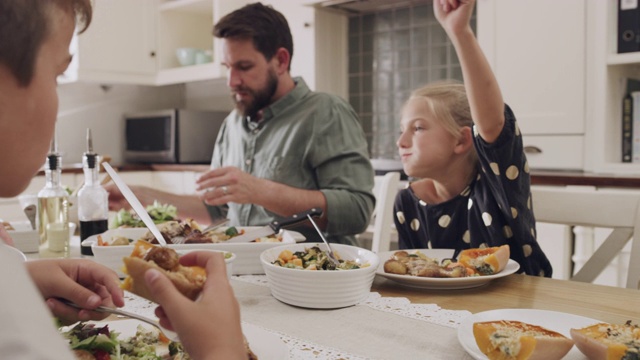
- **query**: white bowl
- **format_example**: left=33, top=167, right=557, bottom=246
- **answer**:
left=260, top=243, right=379, bottom=309
left=84, top=227, right=301, bottom=276
left=175, top=47, right=198, bottom=66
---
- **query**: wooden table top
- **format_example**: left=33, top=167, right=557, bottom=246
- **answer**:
left=372, top=274, right=639, bottom=324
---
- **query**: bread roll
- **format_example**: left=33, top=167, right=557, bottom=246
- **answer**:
left=121, top=240, right=205, bottom=302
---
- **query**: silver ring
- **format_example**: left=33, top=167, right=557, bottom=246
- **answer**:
left=221, top=185, right=229, bottom=196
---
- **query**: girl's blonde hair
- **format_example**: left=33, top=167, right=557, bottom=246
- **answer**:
left=406, top=80, right=478, bottom=164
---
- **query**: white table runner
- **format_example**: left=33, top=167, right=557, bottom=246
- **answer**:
left=123, top=275, right=475, bottom=359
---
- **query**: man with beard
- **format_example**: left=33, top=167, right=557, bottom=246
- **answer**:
left=108, top=3, right=375, bottom=245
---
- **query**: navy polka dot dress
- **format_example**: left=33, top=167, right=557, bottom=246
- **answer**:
left=393, top=105, right=553, bottom=277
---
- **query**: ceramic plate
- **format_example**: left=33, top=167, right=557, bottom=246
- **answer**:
left=375, top=249, right=520, bottom=289
left=62, top=319, right=288, bottom=359
left=457, top=309, right=600, bottom=360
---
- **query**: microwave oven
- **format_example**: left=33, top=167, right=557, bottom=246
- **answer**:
left=124, top=109, right=227, bottom=164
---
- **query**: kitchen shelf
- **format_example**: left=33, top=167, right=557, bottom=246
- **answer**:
left=159, top=0, right=212, bottom=14
left=607, top=52, right=640, bottom=66
left=155, top=63, right=220, bottom=85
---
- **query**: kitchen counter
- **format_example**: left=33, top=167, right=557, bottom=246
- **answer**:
left=52, top=164, right=640, bottom=188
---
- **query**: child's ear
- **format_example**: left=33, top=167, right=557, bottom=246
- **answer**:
left=454, top=126, right=474, bottom=154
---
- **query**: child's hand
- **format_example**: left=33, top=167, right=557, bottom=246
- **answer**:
left=434, top=0, right=475, bottom=37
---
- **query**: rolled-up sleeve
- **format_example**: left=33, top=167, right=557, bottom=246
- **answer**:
left=311, top=97, right=375, bottom=235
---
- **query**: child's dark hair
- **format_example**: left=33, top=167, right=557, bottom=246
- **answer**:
left=0, top=0, right=92, bottom=87
left=213, top=2, right=293, bottom=70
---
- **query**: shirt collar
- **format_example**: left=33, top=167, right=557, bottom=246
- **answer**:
left=262, top=77, right=309, bottom=122
left=244, top=77, right=310, bottom=130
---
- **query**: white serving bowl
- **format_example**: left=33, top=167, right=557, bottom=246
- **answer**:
left=84, top=227, right=301, bottom=276
left=260, top=243, right=379, bottom=309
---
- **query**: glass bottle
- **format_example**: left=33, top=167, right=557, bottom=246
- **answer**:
left=78, top=129, right=109, bottom=256
left=37, top=138, right=70, bottom=258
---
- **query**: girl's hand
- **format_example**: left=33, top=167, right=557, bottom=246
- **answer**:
left=433, top=0, right=475, bottom=37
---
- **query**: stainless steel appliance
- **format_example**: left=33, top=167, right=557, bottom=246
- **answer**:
left=124, top=109, right=226, bottom=164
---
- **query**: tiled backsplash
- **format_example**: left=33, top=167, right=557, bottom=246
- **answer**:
left=348, top=4, right=475, bottom=159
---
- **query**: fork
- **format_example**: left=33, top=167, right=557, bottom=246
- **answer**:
left=57, top=298, right=180, bottom=342
left=440, top=248, right=462, bottom=265
left=306, top=214, right=341, bottom=268
left=200, top=218, right=230, bottom=234
left=171, top=219, right=231, bottom=245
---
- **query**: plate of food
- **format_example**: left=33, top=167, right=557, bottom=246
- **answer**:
left=457, top=309, right=602, bottom=360
left=60, top=319, right=288, bottom=359
left=83, top=220, right=304, bottom=276
left=375, top=248, right=520, bottom=290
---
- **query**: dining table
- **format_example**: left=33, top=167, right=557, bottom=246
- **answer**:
left=36, top=236, right=640, bottom=359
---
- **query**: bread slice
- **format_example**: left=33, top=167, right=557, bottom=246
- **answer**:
left=122, top=257, right=205, bottom=302
left=570, top=322, right=640, bottom=360
left=121, top=240, right=206, bottom=302
left=473, top=320, right=574, bottom=360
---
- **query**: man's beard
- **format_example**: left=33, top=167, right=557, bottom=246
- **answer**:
left=232, top=69, right=279, bottom=120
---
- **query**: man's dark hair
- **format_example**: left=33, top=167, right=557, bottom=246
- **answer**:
left=213, top=2, right=293, bottom=70
left=0, top=0, right=92, bottom=87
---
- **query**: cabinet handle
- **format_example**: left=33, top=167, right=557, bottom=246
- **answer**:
left=524, top=146, right=542, bottom=154
left=150, top=51, right=156, bottom=57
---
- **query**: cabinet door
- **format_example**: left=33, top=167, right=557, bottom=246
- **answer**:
left=477, top=0, right=585, bottom=135
left=78, top=0, right=157, bottom=77
left=260, top=0, right=348, bottom=98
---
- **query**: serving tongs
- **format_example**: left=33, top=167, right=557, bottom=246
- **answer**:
left=103, top=163, right=168, bottom=246
left=57, top=298, right=179, bottom=342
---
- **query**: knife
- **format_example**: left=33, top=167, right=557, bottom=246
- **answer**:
left=102, top=163, right=168, bottom=246
left=224, top=208, right=322, bottom=243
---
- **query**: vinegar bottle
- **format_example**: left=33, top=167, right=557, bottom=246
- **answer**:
left=78, top=129, right=109, bottom=256
left=37, top=137, right=70, bottom=258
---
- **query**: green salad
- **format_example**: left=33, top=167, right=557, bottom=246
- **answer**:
left=111, top=201, right=178, bottom=228
left=61, top=322, right=164, bottom=360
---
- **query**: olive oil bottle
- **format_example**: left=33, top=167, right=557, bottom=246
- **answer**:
left=37, top=136, right=70, bottom=258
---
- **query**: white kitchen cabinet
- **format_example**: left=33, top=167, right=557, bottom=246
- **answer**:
left=265, top=0, right=348, bottom=98
left=75, top=0, right=346, bottom=94
left=77, top=0, right=250, bottom=86
left=477, top=0, right=586, bottom=170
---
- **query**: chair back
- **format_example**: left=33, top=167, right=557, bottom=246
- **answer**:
left=532, top=186, right=640, bottom=289
left=370, top=172, right=401, bottom=254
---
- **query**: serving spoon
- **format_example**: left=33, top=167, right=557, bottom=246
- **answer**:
left=57, top=298, right=179, bottom=342
left=306, top=214, right=341, bottom=268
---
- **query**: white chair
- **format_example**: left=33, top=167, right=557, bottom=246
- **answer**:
left=531, top=186, right=640, bottom=289
left=368, top=171, right=401, bottom=254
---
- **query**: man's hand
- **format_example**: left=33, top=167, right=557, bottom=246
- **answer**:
left=196, top=166, right=263, bottom=207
